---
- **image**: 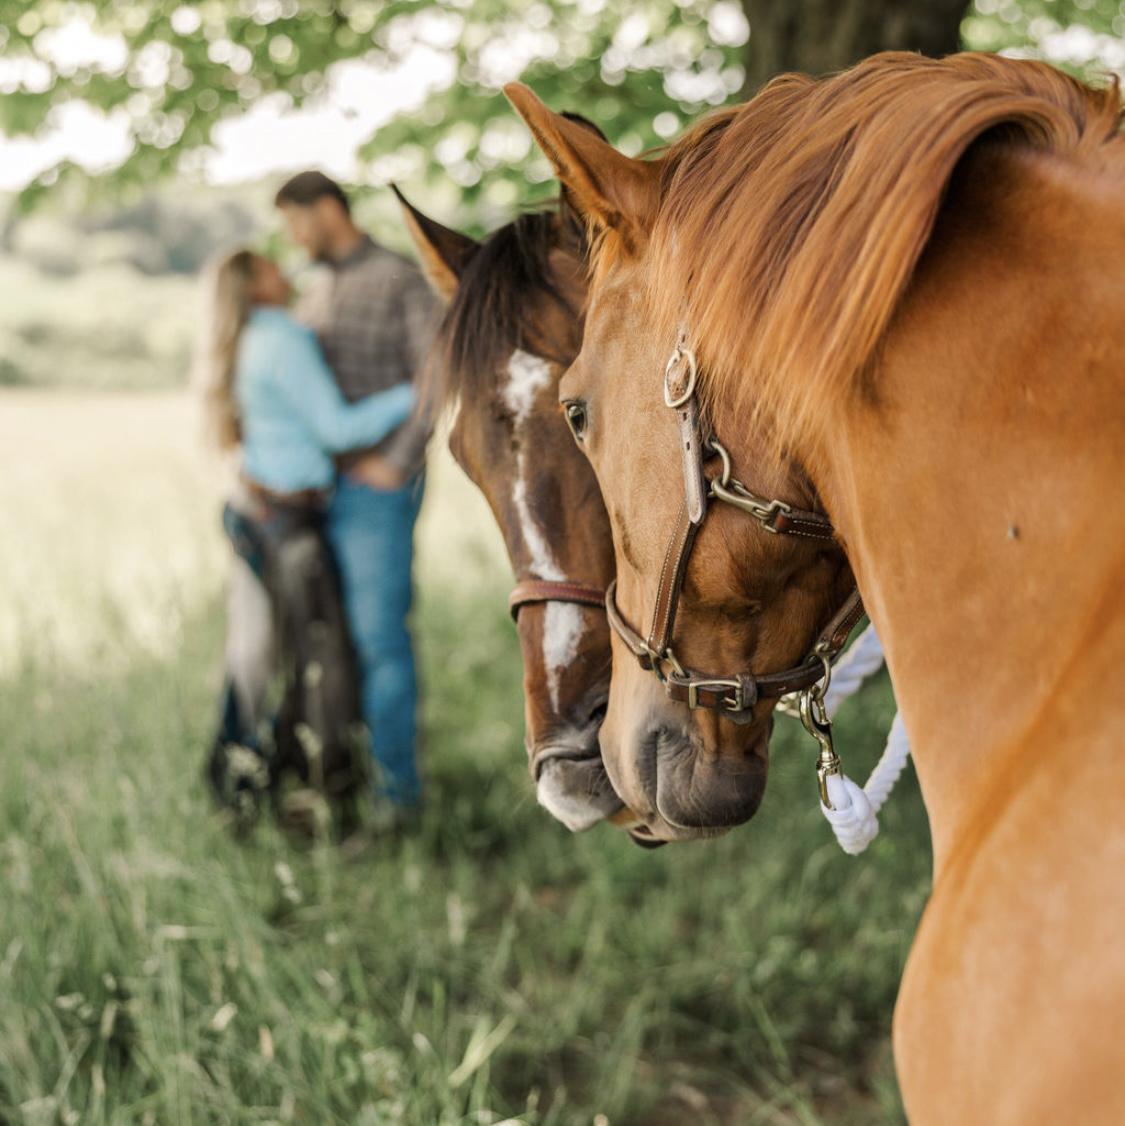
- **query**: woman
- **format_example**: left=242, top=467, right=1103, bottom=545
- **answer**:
left=196, top=248, right=415, bottom=826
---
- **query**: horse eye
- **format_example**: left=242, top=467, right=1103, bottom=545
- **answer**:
left=564, top=401, right=588, bottom=441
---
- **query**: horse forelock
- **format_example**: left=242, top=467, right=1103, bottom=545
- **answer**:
left=422, top=209, right=575, bottom=417
left=645, top=51, right=1123, bottom=457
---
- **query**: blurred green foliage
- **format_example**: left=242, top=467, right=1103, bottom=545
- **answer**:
left=965, top=0, right=1125, bottom=55
left=0, top=0, right=749, bottom=219
left=0, top=1, right=1121, bottom=221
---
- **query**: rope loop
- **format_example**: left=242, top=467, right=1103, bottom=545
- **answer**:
left=812, top=625, right=911, bottom=855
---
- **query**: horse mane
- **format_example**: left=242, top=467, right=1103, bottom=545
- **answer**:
left=645, top=52, right=1123, bottom=453
left=422, top=206, right=581, bottom=415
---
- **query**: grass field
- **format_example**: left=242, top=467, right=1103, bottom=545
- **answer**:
left=0, top=389, right=931, bottom=1125
left=0, top=259, right=197, bottom=393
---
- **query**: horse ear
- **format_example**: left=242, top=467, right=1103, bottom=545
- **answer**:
left=556, top=112, right=607, bottom=248
left=392, top=185, right=479, bottom=303
left=504, top=84, right=660, bottom=238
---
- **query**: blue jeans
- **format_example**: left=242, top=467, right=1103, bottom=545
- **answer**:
left=327, top=474, right=423, bottom=807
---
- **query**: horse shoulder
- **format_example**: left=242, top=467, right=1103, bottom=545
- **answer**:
left=893, top=590, right=1125, bottom=1124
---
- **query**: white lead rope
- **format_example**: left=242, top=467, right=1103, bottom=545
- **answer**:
left=814, top=624, right=911, bottom=855
left=822, top=623, right=888, bottom=715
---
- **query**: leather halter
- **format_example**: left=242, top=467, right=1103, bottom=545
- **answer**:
left=509, top=579, right=606, bottom=620
left=605, top=334, right=864, bottom=720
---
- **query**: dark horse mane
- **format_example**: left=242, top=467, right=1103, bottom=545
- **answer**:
left=639, top=52, right=1124, bottom=453
left=425, top=111, right=604, bottom=414
left=423, top=205, right=581, bottom=415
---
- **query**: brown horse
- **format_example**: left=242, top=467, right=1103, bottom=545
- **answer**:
left=394, top=187, right=628, bottom=832
left=507, top=54, right=1125, bottom=1121
left=490, top=116, right=857, bottom=841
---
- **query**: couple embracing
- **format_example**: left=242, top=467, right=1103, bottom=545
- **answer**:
left=197, top=171, right=436, bottom=829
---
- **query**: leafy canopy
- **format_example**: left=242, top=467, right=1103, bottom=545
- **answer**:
left=1, top=0, right=1121, bottom=217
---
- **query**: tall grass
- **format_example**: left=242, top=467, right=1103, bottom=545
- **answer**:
left=0, top=391, right=931, bottom=1124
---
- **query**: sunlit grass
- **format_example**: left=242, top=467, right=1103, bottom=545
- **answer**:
left=0, top=389, right=504, bottom=674
left=0, top=389, right=929, bottom=1124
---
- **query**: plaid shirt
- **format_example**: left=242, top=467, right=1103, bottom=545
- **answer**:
left=296, top=235, right=437, bottom=478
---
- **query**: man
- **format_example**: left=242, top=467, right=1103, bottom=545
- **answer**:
left=275, top=170, right=437, bottom=816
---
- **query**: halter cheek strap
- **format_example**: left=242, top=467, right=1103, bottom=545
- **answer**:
left=609, top=330, right=911, bottom=845
left=604, top=334, right=864, bottom=720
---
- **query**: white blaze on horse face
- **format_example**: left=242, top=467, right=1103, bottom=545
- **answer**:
left=510, top=475, right=564, bottom=582
left=542, top=600, right=583, bottom=708
left=504, top=349, right=584, bottom=713
left=502, top=347, right=553, bottom=425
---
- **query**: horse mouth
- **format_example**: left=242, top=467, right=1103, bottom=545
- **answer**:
left=533, top=743, right=602, bottom=778
left=632, top=817, right=732, bottom=844
left=533, top=744, right=625, bottom=832
left=626, top=824, right=668, bottom=849
left=607, top=726, right=769, bottom=843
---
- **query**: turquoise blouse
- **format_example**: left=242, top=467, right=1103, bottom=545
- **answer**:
left=235, top=306, right=414, bottom=492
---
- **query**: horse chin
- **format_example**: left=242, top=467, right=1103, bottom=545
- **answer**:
left=534, top=746, right=624, bottom=832
left=654, top=739, right=768, bottom=833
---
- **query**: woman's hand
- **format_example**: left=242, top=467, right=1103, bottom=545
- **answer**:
left=346, top=453, right=406, bottom=491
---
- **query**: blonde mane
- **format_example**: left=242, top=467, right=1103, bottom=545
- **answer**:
left=645, top=52, right=1122, bottom=452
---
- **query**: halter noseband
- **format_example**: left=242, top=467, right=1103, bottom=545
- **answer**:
left=604, top=333, right=864, bottom=721
left=509, top=579, right=606, bottom=620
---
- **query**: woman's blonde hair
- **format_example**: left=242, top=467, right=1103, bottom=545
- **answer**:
left=194, top=248, right=256, bottom=450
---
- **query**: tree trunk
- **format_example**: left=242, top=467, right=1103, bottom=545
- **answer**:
left=740, top=0, right=968, bottom=94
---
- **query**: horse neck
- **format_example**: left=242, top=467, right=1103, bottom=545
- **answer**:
left=811, top=146, right=1125, bottom=873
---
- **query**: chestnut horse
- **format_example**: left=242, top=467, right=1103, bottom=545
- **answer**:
left=394, top=187, right=627, bottom=832
left=507, top=54, right=1125, bottom=1121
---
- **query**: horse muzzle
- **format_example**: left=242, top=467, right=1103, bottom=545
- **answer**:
left=533, top=743, right=625, bottom=832
left=604, top=724, right=770, bottom=842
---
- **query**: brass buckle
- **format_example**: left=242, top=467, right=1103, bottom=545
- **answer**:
left=686, top=677, right=745, bottom=712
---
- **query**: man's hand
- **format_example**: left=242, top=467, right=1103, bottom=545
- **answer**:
left=346, top=453, right=407, bottom=491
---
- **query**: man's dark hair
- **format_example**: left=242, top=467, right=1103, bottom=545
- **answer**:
left=274, top=170, right=350, bottom=214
